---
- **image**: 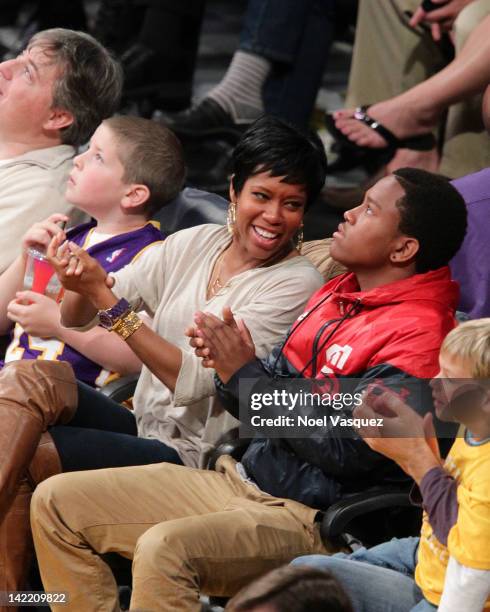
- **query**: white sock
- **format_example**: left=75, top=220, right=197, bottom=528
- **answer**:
left=208, top=50, right=271, bottom=123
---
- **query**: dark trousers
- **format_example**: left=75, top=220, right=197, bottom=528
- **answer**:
left=240, top=0, right=336, bottom=128
left=50, top=381, right=183, bottom=472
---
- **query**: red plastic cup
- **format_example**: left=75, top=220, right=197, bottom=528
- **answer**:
left=24, top=248, right=63, bottom=301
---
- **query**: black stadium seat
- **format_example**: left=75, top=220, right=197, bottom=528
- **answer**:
left=155, top=187, right=228, bottom=235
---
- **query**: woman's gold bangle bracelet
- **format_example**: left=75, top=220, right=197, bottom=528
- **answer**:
left=111, top=310, right=143, bottom=340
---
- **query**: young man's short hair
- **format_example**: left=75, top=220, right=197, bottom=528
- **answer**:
left=442, top=318, right=490, bottom=378
left=226, top=565, right=353, bottom=612
left=104, top=116, right=186, bottom=218
left=393, top=168, right=467, bottom=274
left=230, top=115, right=327, bottom=210
left=28, top=28, right=123, bottom=147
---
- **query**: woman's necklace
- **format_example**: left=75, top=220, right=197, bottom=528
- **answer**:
left=207, top=250, right=227, bottom=299
left=207, top=241, right=295, bottom=299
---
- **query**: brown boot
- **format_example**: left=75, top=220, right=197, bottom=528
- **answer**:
left=0, top=361, right=77, bottom=520
left=0, top=479, right=32, bottom=612
left=0, top=432, right=63, bottom=612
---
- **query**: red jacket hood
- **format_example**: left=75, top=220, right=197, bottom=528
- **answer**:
left=311, top=267, right=459, bottom=312
left=286, top=266, right=459, bottom=379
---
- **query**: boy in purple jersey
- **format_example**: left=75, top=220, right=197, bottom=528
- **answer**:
left=0, top=115, right=185, bottom=387
left=0, top=116, right=185, bottom=596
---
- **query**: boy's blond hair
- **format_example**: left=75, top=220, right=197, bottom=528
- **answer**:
left=441, top=318, right=490, bottom=378
left=103, top=116, right=186, bottom=218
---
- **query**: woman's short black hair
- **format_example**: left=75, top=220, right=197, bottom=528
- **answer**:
left=393, top=168, right=467, bottom=273
left=230, top=115, right=328, bottom=210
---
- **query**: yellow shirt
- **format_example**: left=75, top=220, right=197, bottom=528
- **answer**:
left=416, top=433, right=490, bottom=607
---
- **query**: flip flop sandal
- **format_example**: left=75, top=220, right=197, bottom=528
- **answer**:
left=324, top=106, right=436, bottom=173
left=326, top=137, right=393, bottom=175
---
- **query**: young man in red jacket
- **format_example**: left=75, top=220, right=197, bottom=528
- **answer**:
left=31, top=168, right=467, bottom=612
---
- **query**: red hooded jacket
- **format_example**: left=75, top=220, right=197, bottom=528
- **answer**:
left=285, top=267, right=459, bottom=381
left=218, top=267, right=459, bottom=510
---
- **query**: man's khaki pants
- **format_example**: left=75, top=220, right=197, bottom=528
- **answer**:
left=346, top=0, right=490, bottom=178
left=31, top=456, right=331, bottom=612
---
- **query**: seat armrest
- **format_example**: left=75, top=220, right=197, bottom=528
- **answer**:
left=321, top=486, right=413, bottom=544
left=99, top=374, right=139, bottom=404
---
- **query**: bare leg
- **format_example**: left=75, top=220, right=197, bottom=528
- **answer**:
left=334, top=14, right=490, bottom=149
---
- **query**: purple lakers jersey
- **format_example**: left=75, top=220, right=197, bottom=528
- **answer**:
left=4, top=221, right=163, bottom=387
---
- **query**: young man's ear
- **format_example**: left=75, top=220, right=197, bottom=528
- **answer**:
left=122, top=184, right=151, bottom=210
left=390, top=236, right=420, bottom=265
left=43, top=108, right=74, bottom=132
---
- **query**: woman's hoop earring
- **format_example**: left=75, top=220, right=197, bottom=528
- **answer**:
left=295, top=223, right=304, bottom=252
left=227, top=201, right=237, bottom=235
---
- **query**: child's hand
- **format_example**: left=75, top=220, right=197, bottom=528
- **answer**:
left=21, top=214, right=68, bottom=255
left=7, top=291, right=61, bottom=338
left=47, top=238, right=110, bottom=305
left=353, top=387, right=442, bottom=481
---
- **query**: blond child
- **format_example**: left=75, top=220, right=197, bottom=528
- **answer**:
left=294, top=319, right=490, bottom=612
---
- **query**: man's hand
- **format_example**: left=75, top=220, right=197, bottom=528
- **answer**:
left=21, top=214, right=68, bottom=256
left=410, top=0, right=474, bottom=41
left=186, top=306, right=256, bottom=382
left=7, top=291, right=62, bottom=338
left=353, top=386, right=441, bottom=483
left=46, top=235, right=114, bottom=308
